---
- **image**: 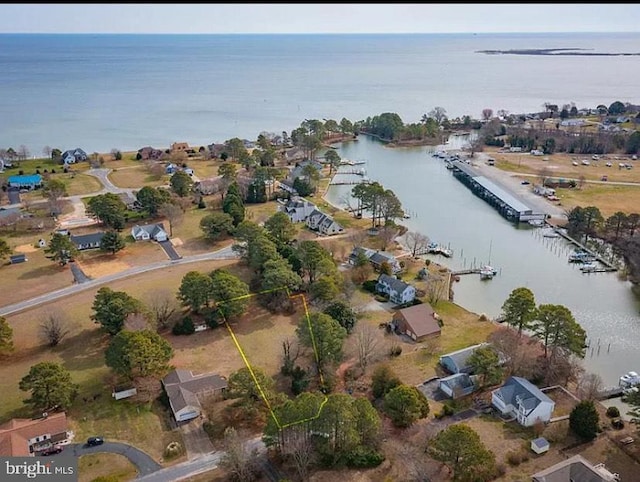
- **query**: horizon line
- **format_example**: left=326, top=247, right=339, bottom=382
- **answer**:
left=0, top=31, right=638, bottom=35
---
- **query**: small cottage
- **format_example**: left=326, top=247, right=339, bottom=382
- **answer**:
left=531, top=437, right=550, bottom=455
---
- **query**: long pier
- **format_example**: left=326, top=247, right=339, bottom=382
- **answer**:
left=452, top=269, right=481, bottom=276
left=597, top=387, right=624, bottom=400
left=552, top=228, right=618, bottom=272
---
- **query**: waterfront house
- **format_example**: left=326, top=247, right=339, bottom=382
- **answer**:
left=137, top=146, right=164, bottom=161
left=70, top=232, right=105, bottom=251
left=289, top=159, right=323, bottom=182
left=8, top=174, right=42, bottom=190
left=162, top=369, right=228, bottom=423
left=376, top=274, right=416, bottom=305
left=61, top=148, right=88, bottom=164
left=306, top=209, right=344, bottom=236
left=438, top=373, right=477, bottom=399
left=279, top=196, right=317, bottom=223
left=171, top=142, right=190, bottom=152
left=348, top=247, right=402, bottom=274
left=0, top=412, right=72, bottom=456
left=284, top=147, right=306, bottom=164
left=165, top=163, right=178, bottom=174
left=131, top=223, right=168, bottom=242
left=391, top=303, right=441, bottom=342
left=491, top=376, right=555, bottom=427
left=439, top=343, right=489, bottom=374
left=531, top=454, right=619, bottom=481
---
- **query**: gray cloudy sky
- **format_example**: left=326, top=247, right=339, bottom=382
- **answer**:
left=0, top=4, right=638, bottom=34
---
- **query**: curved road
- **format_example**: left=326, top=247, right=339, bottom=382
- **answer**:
left=0, top=245, right=238, bottom=317
left=67, top=442, right=162, bottom=477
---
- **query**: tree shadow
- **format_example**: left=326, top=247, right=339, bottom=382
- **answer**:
left=18, top=264, right=69, bottom=281
left=55, top=328, right=110, bottom=373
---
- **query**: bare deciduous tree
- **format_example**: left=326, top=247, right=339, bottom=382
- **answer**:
left=219, top=426, right=259, bottom=482
left=39, top=310, right=71, bottom=347
left=538, top=167, right=552, bottom=187
left=378, top=225, right=397, bottom=251
left=159, top=202, right=184, bottom=237
left=405, top=231, right=430, bottom=257
left=42, top=146, right=52, bottom=159
left=576, top=372, right=604, bottom=401
left=354, top=323, right=379, bottom=371
left=288, top=431, right=315, bottom=481
left=427, top=273, right=448, bottom=305
left=145, top=289, right=178, bottom=331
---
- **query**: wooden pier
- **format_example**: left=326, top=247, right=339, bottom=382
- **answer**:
left=597, top=387, right=624, bottom=400
left=552, top=228, right=618, bottom=272
left=329, top=179, right=371, bottom=186
left=451, top=269, right=481, bottom=276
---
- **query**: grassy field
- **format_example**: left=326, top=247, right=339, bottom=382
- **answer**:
left=554, top=183, right=640, bottom=217
left=108, top=165, right=169, bottom=188
left=78, top=453, right=138, bottom=482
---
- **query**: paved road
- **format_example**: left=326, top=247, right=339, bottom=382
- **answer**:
left=67, top=442, right=162, bottom=477
left=136, top=437, right=265, bottom=482
left=0, top=244, right=238, bottom=317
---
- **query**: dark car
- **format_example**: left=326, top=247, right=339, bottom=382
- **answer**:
left=39, top=445, right=63, bottom=456
left=86, top=437, right=105, bottom=447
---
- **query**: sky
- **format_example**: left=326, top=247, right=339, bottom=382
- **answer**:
left=0, top=4, right=639, bottom=34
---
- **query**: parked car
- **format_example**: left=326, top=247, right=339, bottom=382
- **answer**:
left=86, top=437, right=104, bottom=447
left=521, top=180, right=530, bottom=185
left=39, top=445, right=63, bottom=456
left=601, top=175, right=608, bottom=181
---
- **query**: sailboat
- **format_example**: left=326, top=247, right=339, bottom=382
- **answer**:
left=479, top=240, right=497, bottom=280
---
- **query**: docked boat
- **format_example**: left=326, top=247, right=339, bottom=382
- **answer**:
left=542, top=229, right=560, bottom=238
left=619, top=371, right=640, bottom=388
left=580, top=262, right=598, bottom=273
left=479, top=265, right=497, bottom=280
left=568, top=250, right=597, bottom=263
left=425, top=242, right=453, bottom=258
left=528, top=219, right=545, bottom=227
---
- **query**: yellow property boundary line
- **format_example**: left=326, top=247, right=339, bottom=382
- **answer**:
left=217, top=287, right=328, bottom=430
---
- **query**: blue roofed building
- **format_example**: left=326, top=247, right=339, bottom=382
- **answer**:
left=8, top=174, right=43, bottom=190
left=439, top=343, right=489, bottom=374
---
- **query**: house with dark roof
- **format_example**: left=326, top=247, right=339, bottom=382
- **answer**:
left=162, top=369, right=228, bottom=422
left=279, top=196, right=317, bottom=223
left=289, top=159, right=323, bottom=181
left=70, top=232, right=105, bottom=250
left=392, top=303, right=440, bottom=342
left=348, top=247, right=402, bottom=274
left=284, top=147, right=306, bottom=164
left=194, top=178, right=223, bottom=195
left=131, top=223, right=168, bottom=242
left=137, top=146, right=164, bottom=161
left=61, top=148, right=87, bottom=164
left=531, top=454, right=619, bottom=481
left=491, top=376, right=555, bottom=426
left=0, top=412, right=71, bottom=456
left=306, top=209, right=344, bottom=236
left=376, top=274, right=415, bottom=305
left=8, top=174, right=43, bottom=190
left=439, top=343, right=489, bottom=375
left=438, top=373, right=477, bottom=399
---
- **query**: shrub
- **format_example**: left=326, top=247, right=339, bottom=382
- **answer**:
left=203, top=308, right=222, bottom=329
left=606, top=406, right=620, bottom=418
left=172, top=316, right=195, bottom=335
left=388, top=344, right=402, bottom=357
left=163, top=441, right=184, bottom=459
left=344, top=448, right=385, bottom=468
left=362, top=280, right=378, bottom=293
left=442, top=403, right=455, bottom=416
left=506, top=451, right=522, bottom=466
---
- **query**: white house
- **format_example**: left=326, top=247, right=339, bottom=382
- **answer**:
left=279, top=196, right=317, bottom=223
left=131, top=223, right=169, bottom=242
left=491, top=376, right=555, bottom=427
left=162, top=369, right=228, bottom=423
left=376, top=274, right=415, bottom=305
left=306, top=209, right=344, bottom=236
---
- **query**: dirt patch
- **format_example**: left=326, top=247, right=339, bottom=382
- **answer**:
left=76, top=257, right=132, bottom=278
left=171, top=237, right=184, bottom=247
left=15, top=244, right=39, bottom=253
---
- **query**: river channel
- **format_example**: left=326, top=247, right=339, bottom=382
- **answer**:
left=324, top=135, right=640, bottom=387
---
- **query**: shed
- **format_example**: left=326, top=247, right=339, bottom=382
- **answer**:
left=531, top=437, right=550, bottom=454
left=9, top=254, right=27, bottom=264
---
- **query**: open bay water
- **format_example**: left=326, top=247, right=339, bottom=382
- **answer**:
left=2, top=32, right=640, bottom=153
left=2, top=32, right=640, bottom=385
left=326, top=135, right=640, bottom=387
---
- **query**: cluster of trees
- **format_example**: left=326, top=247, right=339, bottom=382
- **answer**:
left=358, top=110, right=441, bottom=142
left=349, top=181, right=404, bottom=229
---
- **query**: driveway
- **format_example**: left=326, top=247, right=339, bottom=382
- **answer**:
left=159, top=240, right=182, bottom=260
left=70, top=261, right=91, bottom=283
left=66, top=441, right=162, bottom=477
left=180, top=419, right=214, bottom=459
left=7, top=187, right=20, bottom=204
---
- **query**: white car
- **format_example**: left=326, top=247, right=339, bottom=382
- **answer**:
left=581, top=160, right=590, bottom=166
left=606, top=162, right=612, bottom=167
left=572, top=161, right=579, bottom=166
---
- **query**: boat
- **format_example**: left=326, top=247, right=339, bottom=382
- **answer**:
left=426, top=242, right=453, bottom=258
left=542, top=230, right=560, bottom=238
left=580, top=262, right=598, bottom=273
left=619, top=371, right=640, bottom=388
left=445, top=160, right=454, bottom=170
left=479, top=265, right=497, bottom=280
left=568, top=250, right=597, bottom=263
left=528, top=219, right=545, bottom=227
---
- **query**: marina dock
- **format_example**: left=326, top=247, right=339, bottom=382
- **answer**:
left=552, top=228, right=618, bottom=272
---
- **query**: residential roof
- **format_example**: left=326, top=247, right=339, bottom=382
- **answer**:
left=439, top=373, right=475, bottom=392
left=8, top=174, right=42, bottom=184
left=70, top=232, right=105, bottom=246
left=132, top=223, right=167, bottom=238
left=162, top=369, right=228, bottom=416
left=394, top=303, right=440, bottom=338
left=377, top=274, right=412, bottom=294
left=369, top=251, right=398, bottom=266
left=439, top=343, right=488, bottom=373
left=493, top=376, right=554, bottom=414
left=531, top=454, right=619, bottom=482
left=0, top=413, right=68, bottom=457
left=531, top=437, right=549, bottom=450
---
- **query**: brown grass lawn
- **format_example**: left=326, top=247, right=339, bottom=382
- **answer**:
left=57, top=172, right=104, bottom=196
left=78, top=453, right=138, bottom=482
left=554, top=183, right=640, bottom=217
left=168, top=206, right=232, bottom=255
left=108, top=165, right=169, bottom=188
left=542, top=386, right=580, bottom=418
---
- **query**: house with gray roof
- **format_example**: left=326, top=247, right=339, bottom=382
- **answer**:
left=438, top=373, right=477, bottom=399
left=531, top=454, right=620, bottom=481
left=131, top=223, right=168, bottom=242
left=279, top=196, right=317, bottom=223
left=348, top=247, right=402, bottom=274
left=70, top=231, right=105, bottom=250
left=61, top=148, right=88, bottom=164
left=376, top=273, right=415, bottom=305
left=306, top=209, right=344, bottom=236
left=492, top=376, right=555, bottom=426
left=162, top=369, right=228, bottom=423
left=439, top=343, right=489, bottom=375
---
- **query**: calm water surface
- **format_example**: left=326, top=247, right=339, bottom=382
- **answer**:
left=326, top=135, right=640, bottom=386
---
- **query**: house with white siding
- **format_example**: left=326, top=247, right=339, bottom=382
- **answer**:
left=376, top=274, right=415, bottom=305
left=491, top=376, right=555, bottom=427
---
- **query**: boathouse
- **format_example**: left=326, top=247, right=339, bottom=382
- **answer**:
left=450, top=161, right=546, bottom=223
